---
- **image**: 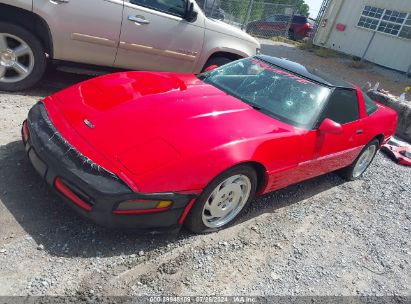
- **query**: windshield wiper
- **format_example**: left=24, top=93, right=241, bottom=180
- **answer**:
left=247, top=102, right=262, bottom=111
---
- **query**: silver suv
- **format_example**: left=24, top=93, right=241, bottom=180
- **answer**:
left=0, top=0, right=260, bottom=91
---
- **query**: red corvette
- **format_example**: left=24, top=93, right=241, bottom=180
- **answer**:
left=22, top=56, right=397, bottom=233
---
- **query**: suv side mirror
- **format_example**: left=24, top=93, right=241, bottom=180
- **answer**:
left=184, top=1, right=198, bottom=22
left=319, top=118, right=343, bottom=135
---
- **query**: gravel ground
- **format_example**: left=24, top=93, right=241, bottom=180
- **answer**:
left=0, top=44, right=410, bottom=298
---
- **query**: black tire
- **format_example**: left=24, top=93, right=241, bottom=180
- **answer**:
left=338, top=139, right=380, bottom=181
left=202, top=56, right=233, bottom=72
left=0, top=22, right=47, bottom=92
left=288, top=30, right=295, bottom=40
left=184, top=165, right=257, bottom=234
left=246, top=26, right=257, bottom=36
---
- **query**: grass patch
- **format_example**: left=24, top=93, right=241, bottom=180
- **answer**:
left=269, top=37, right=344, bottom=59
left=270, top=36, right=301, bottom=46
left=298, top=39, right=315, bottom=51
left=313, top=47, right=339, bottom=58
left=348, top=60, right=367, bottom=69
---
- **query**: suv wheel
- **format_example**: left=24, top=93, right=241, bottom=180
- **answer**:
left=0, top=22, right=47, bottom=92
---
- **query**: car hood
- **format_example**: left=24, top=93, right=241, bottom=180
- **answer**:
left=44, top=72, right=290, bottom=176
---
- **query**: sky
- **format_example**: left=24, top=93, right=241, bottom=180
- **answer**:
left=304, top=0, right=324, bottom=18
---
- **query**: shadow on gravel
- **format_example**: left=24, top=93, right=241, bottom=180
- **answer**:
left=240, top=172, right=344, bottom=225
left=1, top=140, right=344, bottom=259
left=0, top=141, right=182, bottom=259
left=2, top=67, right=94, bottom=98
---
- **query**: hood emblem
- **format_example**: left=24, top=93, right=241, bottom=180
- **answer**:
left=84, top=119, right=95, bottom=129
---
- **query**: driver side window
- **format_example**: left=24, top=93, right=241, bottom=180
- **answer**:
left=320, top=89, right=360, bottom=125
left=130, top=0, right=187, bottom=17
left=266, top=16, right=277, bottom=22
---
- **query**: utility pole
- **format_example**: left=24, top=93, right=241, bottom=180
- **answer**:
left=241, top=0, right=254, bottom=30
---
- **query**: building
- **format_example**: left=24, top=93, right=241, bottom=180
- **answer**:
left=313, top=0, right=411, bottom=74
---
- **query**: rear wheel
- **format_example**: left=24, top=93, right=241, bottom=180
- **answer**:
left=184, top=165, right=257, bottom=234
left=0, top=22, right=47, bottom=91
left=288, top=30, right=295, bottom=40
left=338, top=139, right=379, bottom=180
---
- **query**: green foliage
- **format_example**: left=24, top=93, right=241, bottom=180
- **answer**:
left=219, top=0, right=310, bottom=24
left=220, top=0, right=249, bottom=22
left=250, top=0, right=265, bottom=21
left=295, top=0, right=309, bottom=16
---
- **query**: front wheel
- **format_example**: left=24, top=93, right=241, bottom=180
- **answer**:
left=338, top=139, right=379, bottom=180
left=184, top=165, right=257, bottom=234
left=0, top=22, right=47, bottom=91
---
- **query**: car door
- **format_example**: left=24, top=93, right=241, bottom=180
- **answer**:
left=298, top=88, right=366, bottom=179
left=115, top=0, right=205, bottom=73
left=34, top=0, right=123, bottom=66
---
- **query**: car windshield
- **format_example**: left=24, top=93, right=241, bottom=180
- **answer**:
left=198, top=58, right=331, bottom=129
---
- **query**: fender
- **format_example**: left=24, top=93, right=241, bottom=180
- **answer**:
left=131, top=129, right=302, bottom=194
left=0, top=2, right=54, bottom=57
left=0, top=0, right=32, bottom=11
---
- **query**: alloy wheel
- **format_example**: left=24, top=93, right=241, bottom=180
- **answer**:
left=0, top=33, right=35, bottom=84
left=202, top=174, right=252, bottom=228
left=352, top=145, right=377, bottom=178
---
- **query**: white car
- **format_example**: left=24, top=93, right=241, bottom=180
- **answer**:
left=0, top=0, right=260, bottom=91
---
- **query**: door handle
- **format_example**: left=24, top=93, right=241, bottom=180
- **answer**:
left=49, top=0, right=69, bottom=4
left=356, top=129, right=364, bottom=134
left=128, top=16, right=150, bottom=25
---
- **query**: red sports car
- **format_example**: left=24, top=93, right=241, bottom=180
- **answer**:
left=22, top=56, right=397, bottom=233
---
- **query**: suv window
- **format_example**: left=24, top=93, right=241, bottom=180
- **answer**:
left=130, top=0, right=187, bottom=17
left=292, top=16, right=307, bottom=24
left=266, top=15, right=289, bottom=22
left=363, top=92, right=378, bottom=116
left=320, top=89, right=360, bottom=125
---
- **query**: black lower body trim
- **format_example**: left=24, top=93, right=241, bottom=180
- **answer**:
left=24, top=102, right=196, bottom=231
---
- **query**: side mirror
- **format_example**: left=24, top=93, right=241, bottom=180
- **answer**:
left=319, top=118, right=343, bottom=135
left=215, top=8, right=225, bottom=21
left=203, top=64, right=218, bottom=72
left=184, top=2, right=198, bottom=22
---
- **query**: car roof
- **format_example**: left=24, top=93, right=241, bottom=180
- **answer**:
left=255, top=55, right=355, bottom=89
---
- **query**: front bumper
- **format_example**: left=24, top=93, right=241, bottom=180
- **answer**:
left=23, top=102, right=196, bottom=232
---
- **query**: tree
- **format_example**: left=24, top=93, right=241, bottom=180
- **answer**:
left=210, top=0, right=310, bottom=23
left=295, top=0, right=310, bottom=16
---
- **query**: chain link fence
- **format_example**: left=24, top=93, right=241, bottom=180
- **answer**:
left=196, top=0, right=310, bottom=40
